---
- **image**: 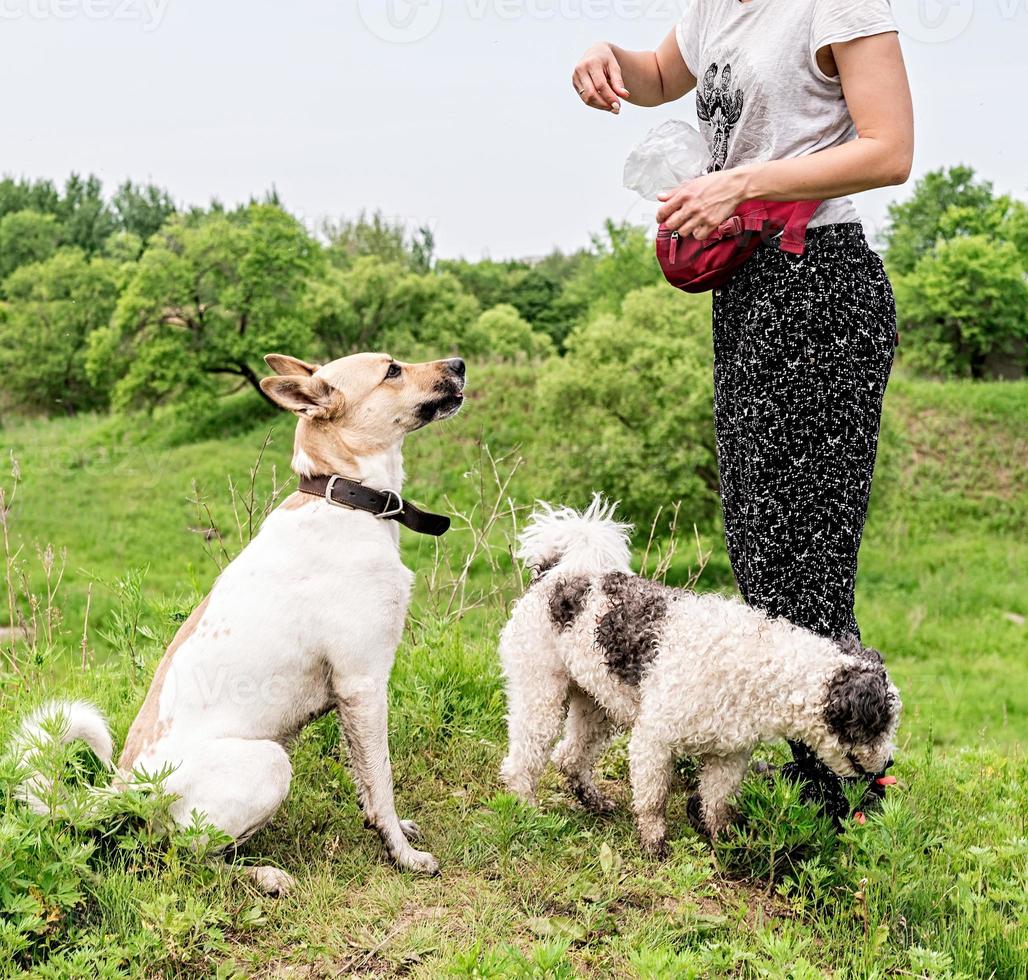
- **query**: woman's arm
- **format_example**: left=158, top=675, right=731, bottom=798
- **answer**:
left=656, top=32, right=914, bottom=239
left=572, top=30, right=696, bottom=114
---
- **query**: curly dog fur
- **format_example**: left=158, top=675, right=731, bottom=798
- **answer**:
left=499, top=497, right=902, bottom=855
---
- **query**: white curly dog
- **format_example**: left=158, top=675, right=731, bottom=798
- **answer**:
left=11, top=351, right=466, bottom=892
left=499, top=498, right=901, bottom=855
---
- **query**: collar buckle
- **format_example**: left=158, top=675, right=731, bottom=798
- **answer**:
left=377, top=489, right=404, bottom=519
left=324, top=474, right=351, bottom=509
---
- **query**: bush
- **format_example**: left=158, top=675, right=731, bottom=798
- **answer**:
left=895, top=235, right=1028, bottom=379
left=537, top=285, right=717, bottom=528
left=462, top=304, right=555, bottom=361
left=560, top=221, right=665, bottom=328
left=0, top=210, right=60, bottom=283
left=0, top=249, right=123, bottom=415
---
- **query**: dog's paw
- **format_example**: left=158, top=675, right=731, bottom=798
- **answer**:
left=573, top=784, right=617, bottom=816
left=395, top=847, right=440, bottom=876
left=245, top=865, right=296, bottom=897
left=640, top=836, right=670, bottom=861
left=498, top=773, right=535, bottom=805
left=399, top=819, right=422, bottom=841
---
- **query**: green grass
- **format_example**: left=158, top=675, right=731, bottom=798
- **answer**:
left=0, top=366, right=1026, bottom=977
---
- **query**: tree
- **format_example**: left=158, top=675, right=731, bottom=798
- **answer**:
left=894, top=236, right=1028, bottom=379
left=58, top=174, right=117, bottom=254
left=0, top=249, right=123, bottom=414
left=111, top=181, right=177, bottom=243
left=88, top=204, right=321, bottom=410
left=560, top=221, right=664, bottom=328
left=438, top=258, right=574, bottom=346
left=883, top=166, right=997, bottom=275
left=462, top=304, right=554, bottom=361
left=103, top=231, right=144, bottom=263
left=307, top=256, right=479, bottom=357
left=323, top=211, right=435, bottom=272
left=0, top=177, right=60, bottom=221
left=0, top=210, right=60, bottom=282
left=538, top=286, right=718, bottom=527
left=885, top=167, right=1027, bottom=378
left=999, top=199, right=1028, bottom=266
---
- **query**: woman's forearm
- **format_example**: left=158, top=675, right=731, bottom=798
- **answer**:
left=737, top=134, right=914, bottom=203
left=657, top=134, right=912, bottom=240
left=608, top=46, right=668, bottom=106
left=614, top=29, right=696, bottom=106
left=573, top=31, right=694, bottom=113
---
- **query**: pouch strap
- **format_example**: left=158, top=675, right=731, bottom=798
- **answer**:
left=779, top=200, right=824, bottom=255
left=714, top=209, right=767, bottom=240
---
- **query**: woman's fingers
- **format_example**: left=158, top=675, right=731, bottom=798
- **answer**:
left=608, top=59, right=631, bottom=100
left=657, top=190, right=690, bottom=225
left=659, top=190, right=712, bottom=237
left=572, top=69, right=601, bottom=108
left=574, top=78, right=611, bottom=111
left=588, top=65, right=622, bottom=113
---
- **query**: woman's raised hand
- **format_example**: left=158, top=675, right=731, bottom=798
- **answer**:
left=572, top=43, right=630, bottom=114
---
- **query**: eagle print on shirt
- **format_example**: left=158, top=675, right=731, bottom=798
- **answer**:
left=696, top=62, right=745, bottom=172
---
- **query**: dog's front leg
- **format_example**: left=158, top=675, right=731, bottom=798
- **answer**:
left=335, top=676, right=439, bottom=875
left=695, top=752, right=750, bottom=838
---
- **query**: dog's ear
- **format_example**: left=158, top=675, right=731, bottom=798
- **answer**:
left=824, top=664, right=894, bottom=745
left=263, top=353, right=321, bottom=378
left=836, top=633, right=884, bottom=666
left=260, top=375, right=337, bottom=418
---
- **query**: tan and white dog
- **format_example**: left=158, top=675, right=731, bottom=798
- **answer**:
left=13, top=351, right=466, bottom=893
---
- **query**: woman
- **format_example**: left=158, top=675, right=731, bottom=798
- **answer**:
left=572, top=0, right=913, bottom=809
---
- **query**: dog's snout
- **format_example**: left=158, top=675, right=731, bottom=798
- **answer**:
left=446, top=358, right=466, bottom=380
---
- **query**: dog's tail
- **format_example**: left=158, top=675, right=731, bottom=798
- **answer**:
left=517, top=495, right=633, bottom=578
left=8, top=700, right=114, bottom=815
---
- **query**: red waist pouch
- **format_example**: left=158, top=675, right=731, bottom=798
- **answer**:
left=656, top=199, right=823, bottom=294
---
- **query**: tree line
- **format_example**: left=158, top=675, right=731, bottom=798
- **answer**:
left=0, top=166, right=1024, bottom=420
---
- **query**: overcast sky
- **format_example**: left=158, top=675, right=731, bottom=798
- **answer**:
left=1, top=0, right=1024, bottom=259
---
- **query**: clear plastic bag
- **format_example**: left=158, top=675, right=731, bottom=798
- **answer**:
left=623, top=119, right=708, bottom=202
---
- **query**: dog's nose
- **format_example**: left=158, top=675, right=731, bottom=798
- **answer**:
left=446, top=358, right=466, bottom=379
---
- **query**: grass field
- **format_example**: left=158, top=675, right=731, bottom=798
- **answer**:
left=0, top=366, right=1026, bottom=977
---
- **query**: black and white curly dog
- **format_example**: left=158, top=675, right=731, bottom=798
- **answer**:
left=499, top=497, right=901, bottom=856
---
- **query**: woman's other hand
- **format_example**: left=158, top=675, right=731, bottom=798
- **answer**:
left=572, top=43, right=630, bottom=114
left=656, top=168, right=751, bottom=240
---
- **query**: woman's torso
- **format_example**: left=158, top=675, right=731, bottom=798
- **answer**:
left=676, top=0, right=898, bottom=227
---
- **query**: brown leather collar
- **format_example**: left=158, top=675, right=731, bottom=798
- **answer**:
left=297, top=474, right=450, bottom=537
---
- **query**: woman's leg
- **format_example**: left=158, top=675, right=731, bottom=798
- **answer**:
left=713, top=224, right=896, bottom=641
left=713, top=224, right=896, bottom=815
left=712, top=284, right=752, bottom=602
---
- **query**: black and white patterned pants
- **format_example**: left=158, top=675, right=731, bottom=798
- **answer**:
left=712, top=223, right=896, bottom=641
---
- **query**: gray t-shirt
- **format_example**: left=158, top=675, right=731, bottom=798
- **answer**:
left=676, top=0, right=898, bottom=227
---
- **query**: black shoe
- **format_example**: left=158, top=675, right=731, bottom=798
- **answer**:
left=781, top=747, right=851, bottom=828
left=782, top=742, right=895, bottom=829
